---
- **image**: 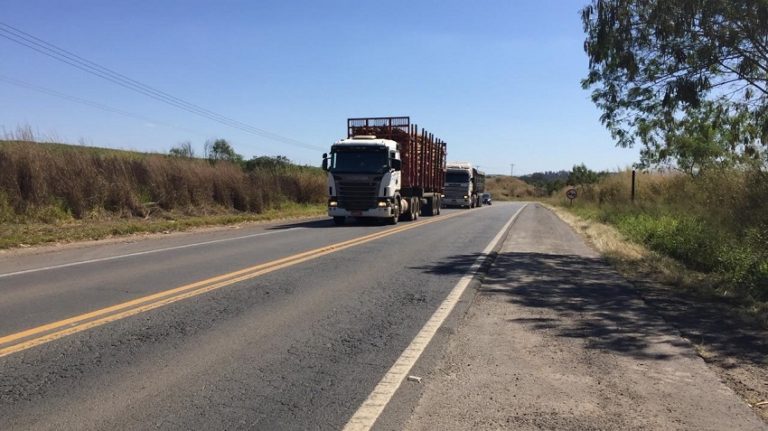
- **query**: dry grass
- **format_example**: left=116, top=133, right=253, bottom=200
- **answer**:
left=0, top=139, right=328, bottom=248
left=0, top=140, right=326, bottom=222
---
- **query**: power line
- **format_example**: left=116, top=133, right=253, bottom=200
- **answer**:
left=0, top=74, right=207, bottom=137
left=0, top=22, right=324, bottom=152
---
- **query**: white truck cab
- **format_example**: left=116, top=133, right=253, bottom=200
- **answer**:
left=323, top=136, right=403, bottom=224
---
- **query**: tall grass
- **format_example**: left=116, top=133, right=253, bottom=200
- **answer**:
left=0, top=140, right=326, bottom=223
left=564, top=168, right=768, bottom=301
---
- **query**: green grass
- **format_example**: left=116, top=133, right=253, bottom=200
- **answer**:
left=566, top=201, right=768, bottom=302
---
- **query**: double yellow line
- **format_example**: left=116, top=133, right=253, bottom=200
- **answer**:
left=0, top=211, right=465, bottom=358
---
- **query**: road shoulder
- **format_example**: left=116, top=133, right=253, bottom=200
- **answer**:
left=402, top=203, right=766, bottom=430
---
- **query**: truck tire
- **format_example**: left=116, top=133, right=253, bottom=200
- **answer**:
left=388, top=203, right=400, bottom=225
left=333, top=216, right=345, bottom=226
left=421, top=197, right=434, bottom=216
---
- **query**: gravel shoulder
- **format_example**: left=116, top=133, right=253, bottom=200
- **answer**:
left=403, top=203, right=766, bottom=430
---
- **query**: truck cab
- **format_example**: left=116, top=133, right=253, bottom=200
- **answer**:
left=323, top=136, right=402, bottom=225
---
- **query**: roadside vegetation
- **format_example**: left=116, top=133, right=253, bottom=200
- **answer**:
left=566, top=0, right=768, bottom=317
left=542, top=167, right=768, bottom=322
left=0, top=136, right=326, bottom=249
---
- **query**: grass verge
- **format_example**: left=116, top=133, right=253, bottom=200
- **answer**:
left=0, top=203, right=326, bottom=250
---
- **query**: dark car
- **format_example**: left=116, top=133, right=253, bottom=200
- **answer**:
left=482, top=193, right=492, bottom=205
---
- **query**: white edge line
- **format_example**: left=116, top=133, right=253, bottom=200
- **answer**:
left=342, top=203, right=527, bottom=431
left=0, top=227, right=306, bottom=279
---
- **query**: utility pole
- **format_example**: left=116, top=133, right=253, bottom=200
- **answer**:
left=510, top=164, right=515, bottom=177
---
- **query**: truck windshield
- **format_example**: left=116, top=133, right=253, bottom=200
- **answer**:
left=445, top=171, right=470, bottom=183
left=331, top=149, right=389, bottom=173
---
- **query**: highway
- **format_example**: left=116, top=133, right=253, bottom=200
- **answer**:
left=0, top=203, right=524, bottom=430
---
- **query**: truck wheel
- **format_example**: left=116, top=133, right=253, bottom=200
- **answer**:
left=333, top=216, right=345, bottom=226
left=388, top=204, right=400, bottom=225
left=421, top=197, right=433, bottom=216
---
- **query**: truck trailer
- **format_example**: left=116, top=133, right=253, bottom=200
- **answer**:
left=322, top=117, right=446, bottom=225
left=443, top=162, right=485, bottom=208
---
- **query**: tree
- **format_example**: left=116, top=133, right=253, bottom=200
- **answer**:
left=581, top=0, right=768, bottom=169
left=169, top=141, right=195, bottom=158
left=204, top=138, right=242, bottom=163
left=567, top=164, right=601, bottom=188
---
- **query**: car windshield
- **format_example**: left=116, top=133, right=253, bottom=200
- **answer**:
left=445, top=172, right=470, bottom=183
left=331, top=149, right=388, bottom=173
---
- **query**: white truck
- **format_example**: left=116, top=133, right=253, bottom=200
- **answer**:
left=442, top=162, right=485, bottom=208
left=322, top=117, right=446, bottom=225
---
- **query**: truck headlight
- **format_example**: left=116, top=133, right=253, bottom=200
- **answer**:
left=377, top=201, right=387, bottom=207
left=329, top=201, right=338, bottom=207
left=463, top=195, right=469, bottom=199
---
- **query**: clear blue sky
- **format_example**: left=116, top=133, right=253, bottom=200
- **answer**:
left=0, top=0, right=639, bottom=175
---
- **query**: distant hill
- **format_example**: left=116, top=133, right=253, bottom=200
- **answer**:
left=485, top=175, right=535, bottom=200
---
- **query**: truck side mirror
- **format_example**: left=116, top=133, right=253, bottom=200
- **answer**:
left=321, top=153, right=328, bottom=171
left=390, top=158, right=402, bottom=171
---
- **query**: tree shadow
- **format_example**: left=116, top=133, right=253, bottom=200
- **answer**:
left=415, top=251, right=767, bottom=365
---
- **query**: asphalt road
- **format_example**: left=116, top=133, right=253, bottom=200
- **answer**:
left=0, top=203, right=524, bottom=430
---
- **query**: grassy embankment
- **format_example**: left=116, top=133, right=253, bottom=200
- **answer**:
left=548, top=169, right=768, bottom=324
left=485, top=175, right=535, bottom=200
left=0, top=140, right=327, bottom=249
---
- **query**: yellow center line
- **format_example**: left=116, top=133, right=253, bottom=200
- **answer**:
left=0, top=210, right=468, bottom=358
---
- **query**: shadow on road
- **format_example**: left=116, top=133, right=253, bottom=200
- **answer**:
left=267, top=217, right=389, bottom=230
left=416, top=251, right=767, bottom=366
left=267, top=219, right=336, bottom=230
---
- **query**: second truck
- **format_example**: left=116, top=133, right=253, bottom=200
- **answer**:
left=442, top=162, right=485, bottom=208
left=322, top=116, right=447, bottom=225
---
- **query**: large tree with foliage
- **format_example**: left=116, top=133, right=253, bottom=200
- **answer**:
left=581, top=0, right=768, bottom=170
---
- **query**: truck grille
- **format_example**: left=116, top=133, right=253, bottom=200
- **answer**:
left=444, top=184, right=468, bottom=199
left=335, top=176, right=380, bottom=210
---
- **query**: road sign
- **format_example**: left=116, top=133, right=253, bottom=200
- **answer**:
left=566, top=188, right=577, bottom=205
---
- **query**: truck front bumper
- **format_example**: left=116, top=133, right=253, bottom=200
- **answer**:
left=328, top=206, right=394, bottom=218
left=443, top=198, right=470, bottom=207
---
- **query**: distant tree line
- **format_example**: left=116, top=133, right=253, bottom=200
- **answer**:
left=519, top=164, right=607, bottom=196
left=168, top=139, right=304, bottom=173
